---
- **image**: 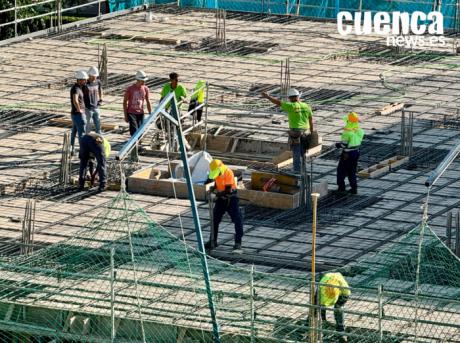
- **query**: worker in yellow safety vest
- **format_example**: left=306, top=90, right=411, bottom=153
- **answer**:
left=205, top=159, right=244, bottom=253
left=188, top=80, right=206, bottom=122
left=319, top=272, right=351, bottom=343
left=335, top=112, right=364, bottom=194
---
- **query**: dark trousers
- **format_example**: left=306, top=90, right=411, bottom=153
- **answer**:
left=188, top=100, right=203, bottom=122
left=337, top=150, right=359, bottom=191
left=212, top=195, right=244, bottom=244
left=321, top=295, right=348, bottom=332
left=79, top=135, right=106, bottom=189
left=128, top=113, right=144, bottom=136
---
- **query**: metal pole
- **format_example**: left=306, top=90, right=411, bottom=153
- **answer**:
left=456, top=212, right=460, bottom=257
left=170, top=97, right=221, bottom=342
left=378, top=284, right=383, bottom=343
left=110, top=247, right=116, bottom=342
left=447, top=211, right=453, bottom=248
left=250, top=264, right=256, bottom=343
left=204, top=82, right=209, bottom=151
left=14, top=0, right=18, bottom=37
left=295, top=0, right=300, bottom=16
left=98, top=0, right=102, bottom=17
left=425, top=141, right=460, bottom=187
left=309, top=193, right=320, bottom=343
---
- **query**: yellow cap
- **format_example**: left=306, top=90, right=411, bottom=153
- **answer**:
left=347, top=112, right=359, bottom=123
left=209, top=159, right=223, bottom=179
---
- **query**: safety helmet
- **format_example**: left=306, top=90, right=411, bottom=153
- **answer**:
left=287, top=88, right=300, bottom=97
left=209, top=159, right=223, bottom=179
left=323, top=279, right=341, bottom=299
left=347, top=112, right=359, bottom=123
left=75, top=70, right=88, bottom=80
left=135, top=70, right=148, bottom=81
left=88, top=66, right=99, bottom=77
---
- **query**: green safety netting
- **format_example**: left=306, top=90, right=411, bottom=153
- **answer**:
left=0, top=190, right=458, bottom=342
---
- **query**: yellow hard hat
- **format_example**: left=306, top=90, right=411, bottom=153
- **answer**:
left=347, top=112, right=359, bottom=123
left=324, top=279, right=341, bottom=299
left=209, top=159, right=223, bottom=179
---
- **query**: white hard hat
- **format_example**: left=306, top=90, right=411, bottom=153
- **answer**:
left=287, top=88, right=300, bottom=97
left=88, top=66, right=99, bottom=77
left=135, top=70, right=148, bottom=81
left=75, top=70, right=88, bottom=80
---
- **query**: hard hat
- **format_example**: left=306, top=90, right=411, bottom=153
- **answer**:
left=323, top=279, right=341, bottom=299
left=287, top=88, right=300, bottom=97
left=135, top=70, right=148, bottom=81
left=347, top=112, right=359, bottom=123
left=209, top=159, right=223, bottom=180
left=75, top=70, right=88, bottom=80
left=103, top=138, right=111, bottom=157
left=88, top=66, right=99, bottom=77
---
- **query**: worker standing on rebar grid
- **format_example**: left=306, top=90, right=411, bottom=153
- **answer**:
left=335, top=112, right=364, bottom=195
left=160, top=72, right=188, bottom=111
left=123, top=70, right=152, bottom=161
left=205, top=159, right=243, bottom=253
left=70, top=70, right=88, bottom=156
left=188, top=80, right=206, bottom=122
left=83, top=66, right=103, bottom=134
left=318, top=272, right=351, bottom=343
left=261, top=89, right=314, bottom=173
left=78, top=133, right=110, bottom=192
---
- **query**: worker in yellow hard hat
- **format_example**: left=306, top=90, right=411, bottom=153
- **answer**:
left=319, top=272, right=351, bottom=343
left=335, top=112, right=364, bottom=194
left=206, top=159, right=243, bottom=253
left=78, top=133, right=110, bottom=192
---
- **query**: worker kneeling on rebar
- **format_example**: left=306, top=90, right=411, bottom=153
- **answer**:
left=336, top=112, right=364, bottom=195
left=205, top=159, right=244, bottom=253
left=319, top=272, right=351, bottom=343
left=78, top=133, right=111, bottom=192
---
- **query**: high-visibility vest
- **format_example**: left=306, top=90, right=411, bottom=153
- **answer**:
left=341, top=126, right=364, bottom=149
left=214, top=166, right=237, bottom=192
left=319, top=272, right=351, bottom=307
left=191, top=80, right=206, bottom=103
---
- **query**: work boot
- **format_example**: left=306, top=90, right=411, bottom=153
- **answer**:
left=205, top=241, right=218, bottom=251
left=338, top=335, right=348, bottom=343
left=348, top=188, right=357, bottom=195
left=98, top=184, right=107, bottom=192
left=232, top=242, right=243, bottom=254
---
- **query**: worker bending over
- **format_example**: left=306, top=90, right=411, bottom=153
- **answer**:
left=206, top=160, right=244, bottom=252
left=319, top=272, right=351, bottom=343
left=78, top=133, right=111, bottom=192
left=261, top=89, right=314, bottom=173
left=336, top=112, right=364, bottom=194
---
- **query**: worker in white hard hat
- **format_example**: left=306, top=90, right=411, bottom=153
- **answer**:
left=70, top=70, right=88, bottom=156
left=83, top=66, right=103, bottom=134
left=123, top=70, right=152, bottom=161
left=261, top=88, right=314, bottom=173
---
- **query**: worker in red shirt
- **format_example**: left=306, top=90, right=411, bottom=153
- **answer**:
left=206, top=159, right=243, bottom=252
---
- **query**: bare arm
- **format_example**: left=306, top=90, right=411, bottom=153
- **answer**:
left=145, top=91, right=152, bottom=114
left=72, top=94, right=82, bottom=113
left=123, top=91, right=129, bottom=122
left=261, top=92, right=281, bottom=107
left=98, top=84, right=103, bottom=102
left=309, top=116, right=314, bottom=132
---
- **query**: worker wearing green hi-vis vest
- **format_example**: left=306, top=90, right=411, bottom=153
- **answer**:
left=188, top=80, right=206, bottom=122
left=319, top=272, right=351, bottom=343
left=160, top=72, right=188, bottom=110
left=335, top=112, right=364, bottom=194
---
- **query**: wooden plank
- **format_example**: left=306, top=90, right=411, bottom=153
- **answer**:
left=49, top=118, right=119, bottom=131
left=205, top=135, right=233, bottom=152
left=230, top=138, right=239, bottom=153
left=358, top=155, right=408, bottom=178
left=238, top=186, right=299, bottom=209
left=375, top=102, right=404, bottom=115
left=251, top=171, right=299, bottom=190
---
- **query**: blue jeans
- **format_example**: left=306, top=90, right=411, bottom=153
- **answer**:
left=85, top=108, right=101, bottom=134
left=70, top=113, right=87, bottom=149
left=292, top=143, right=302, bottom=173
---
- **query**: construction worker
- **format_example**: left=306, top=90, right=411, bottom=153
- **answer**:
left=261, top=89, right=314, bottom=173
left=123, top=70, right=152, bottom=160
left=84, top=66, right=103, bottom=134
left=336, top=112, right=364, bottom=195
left=206, top=159, right=243, bottom=252
left=188, top=80, right=206, bottom=122
left=160, top=72, right=188, bottom=110
left=78, top=133, right=111, bottom=192
left=318, top=272, right=351, bottom=343
left=70, top=70, right=88, bottom=156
